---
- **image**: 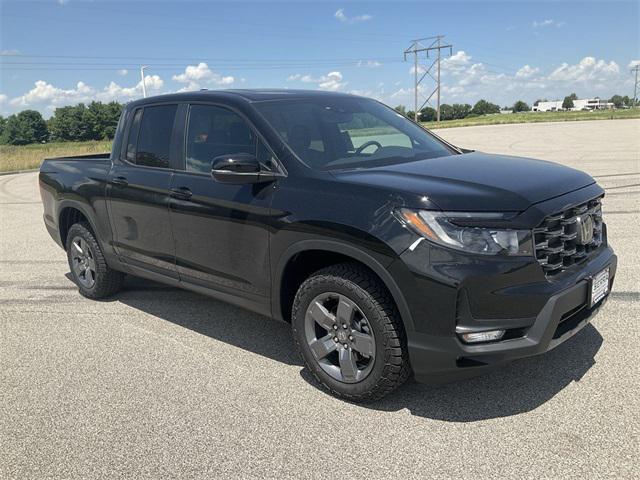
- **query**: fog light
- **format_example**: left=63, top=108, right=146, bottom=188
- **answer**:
left=460, top=329, right=505, bottom=344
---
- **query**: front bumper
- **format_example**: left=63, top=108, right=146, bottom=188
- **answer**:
left=397, top=242, right=617, bottom=383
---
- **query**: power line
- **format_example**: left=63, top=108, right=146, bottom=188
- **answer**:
left=404, top=35, right=452, bottom=122
left=0, top=53, right=400, bottom=63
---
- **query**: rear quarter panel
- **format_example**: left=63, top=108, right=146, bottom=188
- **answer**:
left=39, top=156, right=114, bottom=253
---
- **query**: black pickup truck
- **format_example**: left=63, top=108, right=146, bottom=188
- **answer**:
left=40, top=90, right=616, bottom=401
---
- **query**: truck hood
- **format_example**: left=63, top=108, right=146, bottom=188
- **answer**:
left=332, top=152, right=595, bottom=212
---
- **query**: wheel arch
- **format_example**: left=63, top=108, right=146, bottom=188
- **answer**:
left=273, top=240, right=415, bottom=332
left=57, top=200, right=100, bottom=250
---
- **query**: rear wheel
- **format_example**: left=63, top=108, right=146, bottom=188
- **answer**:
left=66, top=223, right=124, bottom=299
left=292, top=263, right=411, bottom=402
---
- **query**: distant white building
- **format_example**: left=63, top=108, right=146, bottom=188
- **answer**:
left=532, top=98, right=614, bottom=112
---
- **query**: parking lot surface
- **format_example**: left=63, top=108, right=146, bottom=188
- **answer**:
left=1, top=119, right=638, bottom=479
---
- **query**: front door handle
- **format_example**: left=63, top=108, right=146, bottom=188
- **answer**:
left=170, top=186, right=193, bottom=200
left=111, top=176, right=128, bottom=187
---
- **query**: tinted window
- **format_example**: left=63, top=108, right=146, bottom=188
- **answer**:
left=125, top=109, right=142, bottom=162
left=135, top=104, right=177, bottom=168
left=255, top=98, right=453, bottom=170
left=186, top=105, right=257, bottom=174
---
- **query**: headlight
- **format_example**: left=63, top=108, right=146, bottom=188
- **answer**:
left=398, top=209, right=533, bottom=256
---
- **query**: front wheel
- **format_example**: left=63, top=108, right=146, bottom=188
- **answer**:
left=292, top=263, right=411, bottom=402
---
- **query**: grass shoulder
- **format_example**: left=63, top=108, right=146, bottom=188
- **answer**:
left=421, top=108, right=640, bottom=129
left=0, top=140, right=112, bottom=173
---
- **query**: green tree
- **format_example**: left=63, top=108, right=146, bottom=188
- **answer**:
left=3, top=110, right=48, bottom=145
left=450, top=103, right=472, bottom=119
left=609, top=95, right=624, bottom=108
left=84, top=101, right=123, bottom=140
left=418, top=107, right=436, bottom=122
left=562, top=96, right=575, bottom=110
left=406, top=110, right=416, bottom=121
left=48, top=104, right=90, bottom=141
left=471, top=99, right=500, bottom=116
left=512, top=100, right=530, bottom=113
left=394, top=105, right=407, bottom=115
left=0, top=116, right=7, bottom=144
left=622, top=95, right=632, bottom=107
left=439, top=104, right=454, bottom=121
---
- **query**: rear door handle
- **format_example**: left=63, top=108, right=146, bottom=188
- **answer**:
left=170, top=186, right=193, bottom=200
left=111, top=176, right=128, bottom=187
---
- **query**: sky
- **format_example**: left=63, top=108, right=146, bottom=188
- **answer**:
left=1, top=0, right=639, bottom=117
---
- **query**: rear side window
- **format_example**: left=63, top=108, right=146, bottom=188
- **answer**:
left=125, top=109, right=142, bottom=162
left=186, top=105, right=256, bottom=174
left=134, top=104, right=178, bottom=168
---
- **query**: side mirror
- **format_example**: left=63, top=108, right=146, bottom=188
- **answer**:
left=211, top=153, right=275, bottom=184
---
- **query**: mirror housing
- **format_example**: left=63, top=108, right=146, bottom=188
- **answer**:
left=211, top=153, right=276, bottom=184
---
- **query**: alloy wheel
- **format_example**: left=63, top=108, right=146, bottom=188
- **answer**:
left=304, top=292, right=376, bottom=383
left=70, top=236, right=97, bottom=288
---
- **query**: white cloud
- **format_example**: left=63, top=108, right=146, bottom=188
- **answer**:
left=629, top=60, right=640, bottom=68
left=0, top=94, right=8, bottom=104
left=287, top=71, right=347, bottom=91
left=117, top=69, right=128, bottom=76
left=172, top=62, right=234, bottom=91
left=8, top=75, right=164, bottom=111
left=390, top=53, right=633, bottom=110
left=515, top=65, right=540, bottom=78
left=334, top=8, right=372, bottom=23
left=547, top=56, right=619, bottom=83
left=533, top=19, right=565, bottom=28
left=318, top=71, right=346, bottom=91
left=442, top=50, right=472, bottom=74
left=0, top=49, right=19, bottom=56
left=357, top=60, right=382, bottom=68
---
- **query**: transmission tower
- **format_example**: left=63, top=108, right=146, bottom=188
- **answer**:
left=404, top=35, right=453, bottom=122
left=632, top=65, right=640, bottom=108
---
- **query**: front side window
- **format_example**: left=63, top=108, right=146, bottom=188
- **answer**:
left=255, top=97, right=454, bottom=170
left=186, top=105, right=258, bottom=174
left=135, top=104, right=177, bottom=168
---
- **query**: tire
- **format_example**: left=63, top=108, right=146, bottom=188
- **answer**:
left=292, top=262, right=411, bottom=402
left=66, top=222, right=124, bottom=299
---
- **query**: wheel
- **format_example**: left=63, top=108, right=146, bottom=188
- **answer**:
left=66, top=222, right=124, bottom=299
left=292, top=262, right=411, bottom=402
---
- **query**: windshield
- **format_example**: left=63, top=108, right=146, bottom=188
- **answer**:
left=254, top=97, right=455, bottom=170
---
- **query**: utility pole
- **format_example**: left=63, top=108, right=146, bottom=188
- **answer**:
left=140, top=65, right=149, bottom=98
left=403, top=35, right=452, bottom=122
left=632, top=65, right=640, bottom=108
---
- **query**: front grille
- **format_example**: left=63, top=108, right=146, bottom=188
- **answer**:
left=534, top=197, right=603, bottom=277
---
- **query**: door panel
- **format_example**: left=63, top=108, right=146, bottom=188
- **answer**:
left=107, top=104, right=179, bottom=278
left=108, top=165, right=177, bottom=277
left=168, top=104, right=276, bottom=298
left=169, top=173, right=274, bottom=297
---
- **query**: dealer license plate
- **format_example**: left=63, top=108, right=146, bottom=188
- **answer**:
left=590, top=267, right=610, bottom=308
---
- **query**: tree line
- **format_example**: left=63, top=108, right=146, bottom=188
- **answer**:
left=394, top=99, right=505, bottom=122
left=0, top=102, right=123, bottom=146
left=396, top=93, right=635, bottom=121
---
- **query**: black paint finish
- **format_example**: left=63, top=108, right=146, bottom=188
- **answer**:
left=39, top=89, right=617, bottom=381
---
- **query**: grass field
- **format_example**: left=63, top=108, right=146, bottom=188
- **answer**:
left=1, top=109, right=638, bottom=172
left=0, top=141, right=112, bottom=173
left=421, top=107, right=640, bottom=129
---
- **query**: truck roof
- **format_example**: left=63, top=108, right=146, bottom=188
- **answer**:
left=128, top=89, right=357, bottom=107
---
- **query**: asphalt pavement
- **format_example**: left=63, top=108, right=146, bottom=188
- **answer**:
left=1, top=119, right=638, bottom=479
